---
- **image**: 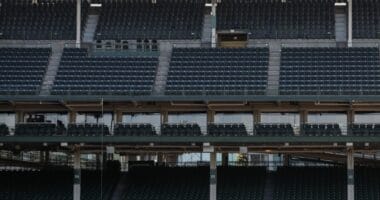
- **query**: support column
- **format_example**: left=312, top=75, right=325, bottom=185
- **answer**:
left=69, top=111, right=77, bottom=123
left=209, top=152, right=217, bottom=200
left=347, top=110, right=355, bottom=136
left=347, top=148, right=355, bottom=200
left=347, top=0, right=353, bottom=47
left=76, top=0, right=81, bottom=48
left=161, top=111, right=168, bottom=125
left=221, top=153, right=228, bottom=166
left=115, top=111, right=123, bottom=123
left=211, top=0, right=217, bottom=48
left=207, top=110, right=215, bottom=123
left=253, top=110, right=261, bottom=124
left=73, top=149, right=81, bottom=200
left=299, top=110, right=308, bottom=135
left=15, top=111, right=24, bottom=123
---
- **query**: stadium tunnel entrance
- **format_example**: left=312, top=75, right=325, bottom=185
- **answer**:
left=217, top=31, right=248, bottom=48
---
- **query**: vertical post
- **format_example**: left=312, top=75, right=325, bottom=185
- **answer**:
left=69, top=111, right=77, bottom=123
left=76, top=0, right=81, bottom=48
left=209, top=152, right=217, bottom=200
left=253, top=110, right=261, bottom=135
left=207, top=110, right=215, bottom=124
left=211, top=0, right=217, bottom=48
left=221, top=153, right=228, bottom=166
left=161, top=111, right=168, bottom=125
left=73, top=149, right=81, bottom=200
left=16, top=111, right=24, bottom=123
left=347, top=110, right=355, bottom=136
left=347, top=148, right=355, bottom=200
left=299, top=110, right=308, bottom=135
left=115, top=111, right=123, bottom=123
left=347, top=0, right=353, bottom=47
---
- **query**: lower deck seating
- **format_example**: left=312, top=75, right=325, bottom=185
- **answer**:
left=301, top=124, right=342, bottom=136
left=52, top=48, right=158, bottom=95
left=0, top=169, right=118, bottom=200
left=15, top=123, right=57, bottom=136
left=161, top=124, right=202, bottom=136
left=273, top=167, right=346, bottom=200
left=67, top=124, right=110, bottom=136
left=0, top=48, right=51, bottom=95
left=255, top=124, right=294, bottom=136
left=350, top=124, right=380, bottom=136
left=121, top=166, right=209, bottom=200
left=114, top=123, right=156, bottom=136
left=218, top=167, right=266, bottom=200
left=0, top=124, right=9, bottom=136
left=356, top=167, right=380, bottom=200
left=166, top=48, right=269, bottom=95
left=208, top=123, right=247, bottom=136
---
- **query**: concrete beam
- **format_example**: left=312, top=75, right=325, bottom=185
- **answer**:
left=76, top=0, right=81, bottom=48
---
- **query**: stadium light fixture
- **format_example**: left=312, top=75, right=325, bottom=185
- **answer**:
left=90, top=3, right=102, bottom=7
left=335, top=2, right=347, bottom=6
left=205, top=3, right=212, bottom=7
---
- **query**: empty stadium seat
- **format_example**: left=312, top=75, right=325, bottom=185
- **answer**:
left=301, top=123, right=342, bottom=136
left=114, top=123, right=156, bottom=136
left=67, top=123, right=110, bottom=136
left=161, top=123, right=202, bottom=136
left=208, top=123, right=247, bottom=136
left=218, top=167, right=266, bottom=200
left=95, top=0, right=204, bottom=40
left=166, top=48, right=269, bottom=95
left=120, top=166, right=209, bottom=200
left=15, top=123, right=57, bottom=136
left=0, top=48, right=51, bottom=95
left=218, top=0, right=335, bottom=39
left=353, top=0, right=380, bottom=39
left=273, top=167, right=346, bottom=200
left=350, top=124, right=380, bottom=136
left=255, top=123, right=294, bottom=136
left=0, top=0, right=88, bottom=40
left=52, top=48, right=158, bottom=95
left=279, top=47, right=380, bottom=95
left=0, top=124, right=9, bottom=136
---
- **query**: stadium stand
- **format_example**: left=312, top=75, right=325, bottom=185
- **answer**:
left=165, top=48, right=269, bottom=95
left=67, top=123, right=110, bottom=136
left=15, top=123, right=57, bottom=136
left=95, top=0, right=204, bottom=40
left=279, top=47, right=380, bottom=95
left=350, top=124, right=380, bottom=136
left=52, top=48, right=158, bottom=95
left=208, top=123, right=248, bottom=136
left=161, top=123, right=202, bottom=136
left=273, top=167, right=346, bottom=200
left=356, top=167, right=380, bottom=200
left=114, top=123, right=157, bottom=136
left=301, top=123, right=342, bottom=136
left=217, top=166, right=266, bottom=200
left=0, top=169, right=118, bottom=200
left=217, top=0, right=335, bottom=39
left=0, top=48, right=51, bottom=95
left=254, top=123, right=294, bottom=136
left=0, top=0, right=88, bottom=40
left=353, top=0, right=380, bottom=39
left=0, top=124, right=9, bottom=136
left=121, top=166, right=209, bottom=200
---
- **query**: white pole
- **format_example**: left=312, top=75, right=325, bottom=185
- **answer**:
left=76, top=0, right=81, bottom=48
left=347, top=0, right=353, bottom=47
left=347, top=148, right=355, bottom=200
left=209, top=152, right=217, bottom=200
left=73, top=149, right=81, bottom=200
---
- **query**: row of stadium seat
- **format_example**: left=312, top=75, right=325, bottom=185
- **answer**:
left=0, top=48, right=51, bottom=95
left=0, top=169, right=118, bottom=200
left=166, top=48, right=269, bottom=95
left=52, top=48, right=158, bottom=95
left=2, top=0, right=380, bottom=40
left=2, top=47, right=380, bottom=96
left=7, top=122, right=380, bottom=136
left=0, top=0, right=88, bottom=40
